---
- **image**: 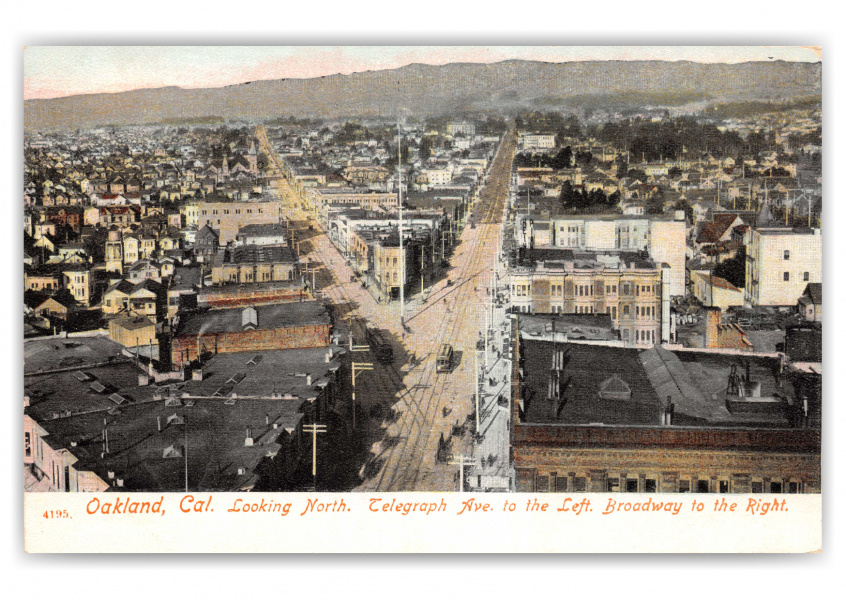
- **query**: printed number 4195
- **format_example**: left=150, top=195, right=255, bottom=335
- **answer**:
left=43, top=510, right=70, bottom=519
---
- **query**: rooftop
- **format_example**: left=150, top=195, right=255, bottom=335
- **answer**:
left=25, top=346, right=346, bottom=492
left=174, top=301, right=330, bottom=336
left=519, top=340, right=802, bottom=429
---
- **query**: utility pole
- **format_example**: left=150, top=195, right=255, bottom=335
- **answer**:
left=183, top=417, right=188, bottom=492
left=474, top=349, right=481, bottom=434
left=449, top=455, right=477, bottom=493
left=397, top=121, right=405, bottom=320
left=303, top=423, right=327, bottom=490
left=351, top=362, right=373, bottom=430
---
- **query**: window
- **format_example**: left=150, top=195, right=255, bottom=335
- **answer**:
left=784, top=250, right=790, bottom=260
left=719, top=480, right=729, bottom=494
left=788, top=482, right=800, bottom=494
left=536, top=476, right=550, bottom=492
left=626, top=478, right=638, bottom=493
left=607, top=477, right=620, bottom=493
left=770, top=481, right=783, bottom=493
left=696, top=479, right=711, bottom=493
left=804, top=272, right=810, bottom=281
left=573, top=477, right=587, bottom=492
left=645, top=479, right=657, bottom=493
left=24, top=432, right=31, bottom=457
left=623, top=305, right=630, bottom=317
left=678, top=480, right=691, bottom=493
left=751, top=481, right=763, bottom=494
left=783, top=272, right=790, bottom=281
left=555, top=477, right=568, bottom=492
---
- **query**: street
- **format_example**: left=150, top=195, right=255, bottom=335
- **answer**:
left=257, top=124, right=518, bottom=491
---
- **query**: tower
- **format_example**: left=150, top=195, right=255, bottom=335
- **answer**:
left=105, top=229, right=123, bottom=274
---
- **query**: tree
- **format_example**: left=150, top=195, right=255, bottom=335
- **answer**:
left=419, top=135, right=434, bottom=161
left=550, top=146, right=572, bottom=170
left=645, top=196, right=665, bottom=215
left=713, top=247, right=746, bottom=289
left=673, top=198, right=694, bottom=222
left=627, top=169, right=648, bottom=182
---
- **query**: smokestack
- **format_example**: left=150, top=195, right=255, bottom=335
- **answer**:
left=704, top=306, right=721, bottom=348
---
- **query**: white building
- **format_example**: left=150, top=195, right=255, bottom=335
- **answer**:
left=519, top=133, right=556, bottom=150
left=447, top=121, right=476, bottom=136
left=745, top=227, right=822, bottom=306
left=517, top=214, right=688, bottom=297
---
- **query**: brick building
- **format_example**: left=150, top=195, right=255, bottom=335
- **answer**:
left=197, top=199, right=282, bottom=244
left=170, top=301, right=331, bottom=369
left=511, top=337, right=821, bottom=494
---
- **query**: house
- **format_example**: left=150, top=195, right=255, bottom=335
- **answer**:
left=797, top=283, right=822, bottom=323
left=194, top=225, right=220, bottom=261
left=692, top=273, right=744, bottom=311
left=102, top=279, right=162, bottom=318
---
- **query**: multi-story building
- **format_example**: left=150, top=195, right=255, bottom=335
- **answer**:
left=210, top=245, right=299, bottom=285
left=516, top=213, right=687, bottom=297
left=518, top=133, right=556, bottom=150
left=745, top=227, right=822, bottom=306
left=511, top=339, right=820, bottom=494
left=447, top=121, right=476, bottom=136
left=196, top=199, right=282, bottom=244
left=61, top=266, right=91, bottom=306
left=508, top=249, right=670, bottom=348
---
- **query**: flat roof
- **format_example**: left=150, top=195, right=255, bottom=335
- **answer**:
left=520, top=340, right=798, bottom=429
left=175, top=301, right=330, bottom=336
left=25, top=347, right=346, bottom=492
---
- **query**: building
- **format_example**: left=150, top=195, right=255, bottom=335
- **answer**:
left=196, top=199, right=281, bottom=244
left=24, top=336, right=348, bottom=492
left=509, top=249, right=670, bottom=348
left=692, top=273, right=744, bottom=311
left=170, top=302, right=332, bottom=369
left=102, top=279, right=163, bottom=318
left=109, top=315, right=157, bottom=349
left=745, top=227, right=822, bottom=306
left=519, top=133, right=556, bottom=150
left=447, top=121, right=476, bottom=136
left=194, top=224, right=220, bottom=262
left=797, top=283, right=822, bottom=322
left=210, top=245, right=299, bottom=286
left=235, top=223, right=287, bottom=247
left=511, top=339, right=820, bottom=494
left=516, top=213, right=687, bottom=297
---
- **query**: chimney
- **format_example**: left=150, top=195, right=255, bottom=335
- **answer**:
left=704, top=306, right=721, bottom=348
left=157, top=416, right=162, bottom=432
left=245, top=427, right=254, bottom=447
left=306, top=374, right=312, bottom=386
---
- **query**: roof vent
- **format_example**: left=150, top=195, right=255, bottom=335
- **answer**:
left=598, top=374, right=632, bottom=401
left=163, top=444, right=182, bottom=458
left=241, top=306, right=258, bottom=330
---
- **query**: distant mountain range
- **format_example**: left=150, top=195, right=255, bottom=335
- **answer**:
left=24, top=59, right=822, bottom=131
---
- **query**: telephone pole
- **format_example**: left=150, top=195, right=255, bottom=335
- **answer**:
left=303, top=423, right=327, bottom=490
left=397, top=120, right=405, bottom=320
left=449, top=455, right=477, bottom=493
left=351, top=362, right=373, bottom=430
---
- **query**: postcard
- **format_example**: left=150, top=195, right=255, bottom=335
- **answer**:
left=22, top=46, right=822, bottom=553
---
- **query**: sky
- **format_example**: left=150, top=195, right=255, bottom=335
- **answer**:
left=23, top=46, right=821, bottom=101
